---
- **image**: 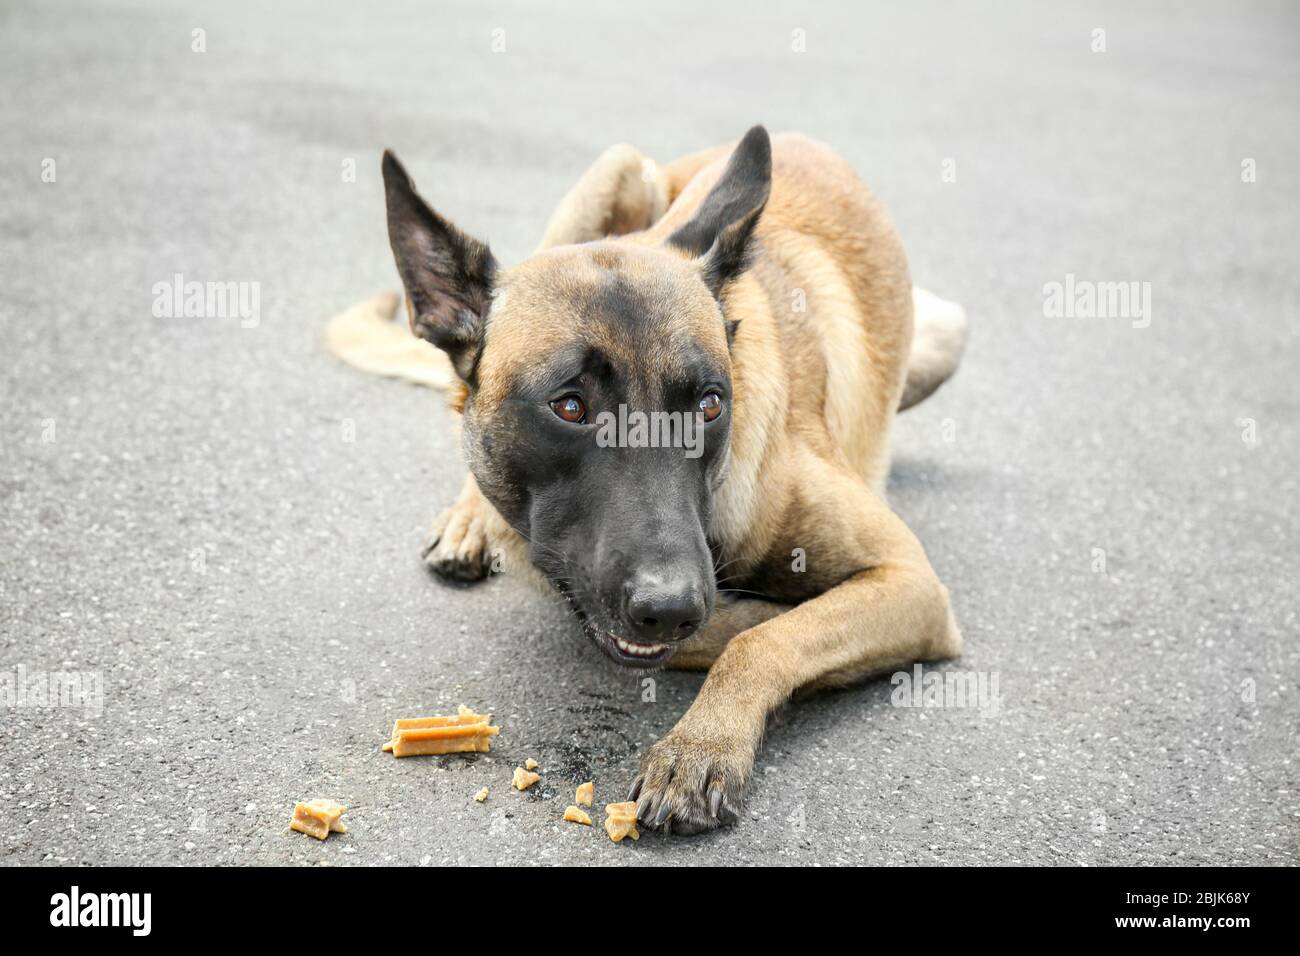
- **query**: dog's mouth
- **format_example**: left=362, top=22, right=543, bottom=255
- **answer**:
left=588, top=628, right=678, bottom=668
left=552, top=579, right=684, bottom=669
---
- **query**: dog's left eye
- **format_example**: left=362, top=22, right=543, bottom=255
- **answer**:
left=699, top=391, right=724, bottom=422
left=550, top=395, right=587, bottom=423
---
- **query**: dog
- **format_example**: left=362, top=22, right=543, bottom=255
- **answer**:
left=329, top=126, right=967, bottom=834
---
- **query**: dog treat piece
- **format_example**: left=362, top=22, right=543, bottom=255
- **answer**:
left=289, top=798, right=348, bottom=841
left=575, top=781, right=594, bottom=807
left=524, top=758, right=539, bottom=771
left=563, top=805, right=592, bottom=826
left=474, top=787, right=489, bottom=803
left=512, top=766, right=541, bottom=791
left=604, top=801, right=639, bottom=843
left=384, top=705, right=500, bottom=757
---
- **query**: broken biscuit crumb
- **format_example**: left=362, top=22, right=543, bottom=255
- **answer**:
left=383, top=705, right=499, bottom=757
left=524, top=758, right=539, bottom=771
left=511, top=766, right=541, bottom=791
left=604, top=801, right=639, bottom=843
left=575, top=781, right=594, bottom=807
left=563, top=805, right=592, bottom=826
left=473, top=787, right=489, bottom=803
left=289, top=798, right=348, bottom=841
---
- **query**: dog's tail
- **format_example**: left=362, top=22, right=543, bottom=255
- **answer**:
left=898, top=287, right=968, bottom=412
left=326, top=287, right=968, bottom=406
left=325, top=291, right=456, bottom=389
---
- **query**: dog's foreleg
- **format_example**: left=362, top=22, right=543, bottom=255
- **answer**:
left=633, top=469, right=960, bottom=833
left=422, top=474, right=546, bottom=595
left=668, top=595, right=790, bottom=670
left=421, top=475, right=498, bottom=582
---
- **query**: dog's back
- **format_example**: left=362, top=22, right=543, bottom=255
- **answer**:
left=640, top=133, right=914, bottom=491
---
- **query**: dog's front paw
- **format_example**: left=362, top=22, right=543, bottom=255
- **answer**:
left=422, top=499, right=494, bottom=582
left=628, top=721, right=755, bottom=835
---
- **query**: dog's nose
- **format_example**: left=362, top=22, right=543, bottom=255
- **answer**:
left=625, top=573, right=706, bottom=641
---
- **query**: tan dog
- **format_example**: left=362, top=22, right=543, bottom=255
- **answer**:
left=331, top=127, right=967, bottom=834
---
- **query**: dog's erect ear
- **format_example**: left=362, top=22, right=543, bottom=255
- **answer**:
left=382, top=150, right=497, bottom=381
left=666, top=125, right=771, bottom=297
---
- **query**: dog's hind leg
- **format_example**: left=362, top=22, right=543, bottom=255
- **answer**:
left=898, top=287, right=967, bottom=411
left=537, top=144, right=671, bottom=249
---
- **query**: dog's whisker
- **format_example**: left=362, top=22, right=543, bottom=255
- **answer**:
left=712, top=554, right=746, bottom=575
left=716, top=587, right=770, bottom=598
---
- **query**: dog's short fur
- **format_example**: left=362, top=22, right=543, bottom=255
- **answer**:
left=343, top=127, right=966, bottom=834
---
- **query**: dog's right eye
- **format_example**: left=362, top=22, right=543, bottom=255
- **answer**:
left=550, top=395, right=587, bottom=424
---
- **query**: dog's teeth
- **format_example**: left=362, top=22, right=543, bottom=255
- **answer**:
left=613, top=636, right=666, bottom=657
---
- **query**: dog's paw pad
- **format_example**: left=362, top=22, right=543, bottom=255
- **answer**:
left=631, top=730, right=750, bottom=835
left=422, top=505, right=493, bottom=583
